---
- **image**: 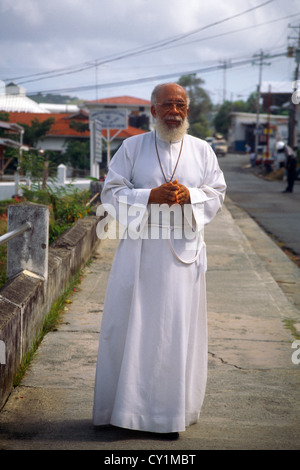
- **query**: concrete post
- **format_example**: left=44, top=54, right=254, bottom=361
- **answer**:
left=57, top=164, right=66, bottom=185
left=14, top=171, right=20, bottom=196
left=7, top=202, right=49, bottom=280
left=0, top=340, right=5, bottom=365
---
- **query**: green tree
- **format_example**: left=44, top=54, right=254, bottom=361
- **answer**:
left=63, top=139, right=90, bottom=172
left=30, top=93, right=82, bottom=105
left=14, top=117, right=55, bottom=181
left=213, top=98, right=254, bottom=137
left=62, top=119, right=90, bottom=172
left=189, top=119, right=210, bottom=141
left=0, top=112, right=10, bottom=127
left=69, top=119, right=89, bottom=134
left=177, top=74, right=212, bottom=138
left=213, top=101, right=232, bottom=137
left=246, top=92, right=259, bottom=114
left=0, top=113, right=18, bottom=175
left=20, top=117, right=55, bottom=147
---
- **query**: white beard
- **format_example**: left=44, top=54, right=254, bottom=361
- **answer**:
left=155, top=116, right=189, bottom=142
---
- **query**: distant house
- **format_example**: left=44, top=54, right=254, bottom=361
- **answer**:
left=1, top=85, right=152, bottom=149
left=0, top=82, right=47, bottom=114
left=229, top=81, right=299, bottom=152
left=83, top=95, right=153, bottom=133
left=38, top=103, right=80, bottom=114
left=1, top=89, right=150, bottom=175
left=228, top=112, right=289, bottom=153
left=7, top=110, right=147, bottom=153
left=260, top=81, right=299, bottom=148
left=260, top=81, right=293, bottom=112
left=7, top=111, right=90, bottom=152
left=0, top=120, right=27, bottom=176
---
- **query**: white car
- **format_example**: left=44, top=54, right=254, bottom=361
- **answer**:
left=213, top=139, right=228, bottom=157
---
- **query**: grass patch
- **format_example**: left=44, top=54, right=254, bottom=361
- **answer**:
left=283, top=319, right=300, bottom=341
left=13, top=268, right=83, bottom=387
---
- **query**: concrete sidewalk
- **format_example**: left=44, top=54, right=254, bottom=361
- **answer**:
left=0, top=199, right=299, bottom=450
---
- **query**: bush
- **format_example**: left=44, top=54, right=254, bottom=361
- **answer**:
left=0, top=186, right=92, bottom=288
left=21, top=183, right=91, bottom=244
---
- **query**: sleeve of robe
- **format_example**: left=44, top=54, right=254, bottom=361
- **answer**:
left=100, top=136, right=226, bottom=235
left=99, top=139, right=152, bottom=237
left=188, top=142, right=227, bottom=227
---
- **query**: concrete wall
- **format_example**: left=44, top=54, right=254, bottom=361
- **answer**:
left=0, top=215, right=101, bottom=410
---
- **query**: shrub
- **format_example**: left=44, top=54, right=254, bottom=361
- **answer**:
left=0, top=186, right=92, bottom=287
left=21, top=183, right=91, bottom=244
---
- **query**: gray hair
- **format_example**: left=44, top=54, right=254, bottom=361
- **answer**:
left=151, top=83, right=190, bottom=106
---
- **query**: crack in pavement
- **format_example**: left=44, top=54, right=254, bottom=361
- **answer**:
left=208, top=350, right=244, bottom=370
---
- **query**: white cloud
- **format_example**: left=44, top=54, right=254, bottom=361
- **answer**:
left=0, top=0, right=299, bottom=102
left=0, top=0, right=44, bottom=26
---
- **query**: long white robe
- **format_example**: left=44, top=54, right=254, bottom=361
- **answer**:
left=93, top=131, right=226, bottom=433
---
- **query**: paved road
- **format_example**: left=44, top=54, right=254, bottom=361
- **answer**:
left=218, top=154, right=300, bottom=257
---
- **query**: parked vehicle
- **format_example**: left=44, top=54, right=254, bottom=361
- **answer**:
left=205, top=136, right=214, bottom=145
left=213, top=139, right=228, bottom=157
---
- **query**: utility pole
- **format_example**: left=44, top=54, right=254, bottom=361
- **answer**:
left=95, top=60, right=99, bottom=102
left=221, top=60, right=231, bottom=103
left=252, top=50, right=271, bottom=155
left=287, top=24, right=300, bottom=149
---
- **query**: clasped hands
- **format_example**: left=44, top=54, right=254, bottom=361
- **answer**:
left=148, top=180, right=190, bottom=206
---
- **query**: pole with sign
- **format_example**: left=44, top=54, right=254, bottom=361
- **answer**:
left=89, top=119, right=102, bottom=178
left=90, top=108, right=127, bottom=167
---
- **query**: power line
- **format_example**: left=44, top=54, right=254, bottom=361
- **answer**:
left=5, top=0, right=275, bottom=85
left=161, top=12, right=300, bottom=52
left=85, top=0, right=276, bottom=66
left=26, top=50, right=286, bottom=97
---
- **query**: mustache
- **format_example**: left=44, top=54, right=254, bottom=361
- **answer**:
left=163, top=116, right=182, bottom=122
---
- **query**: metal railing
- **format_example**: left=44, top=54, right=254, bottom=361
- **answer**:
left=0, top=202, right=49, bottom=281
left=0, top=222, right=31, bottom=247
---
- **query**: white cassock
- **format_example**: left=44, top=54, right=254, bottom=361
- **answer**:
left=93, top=131, right=226, bottom=433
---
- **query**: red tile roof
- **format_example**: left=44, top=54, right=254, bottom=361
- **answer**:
left=8, top=112, right=90, bottom=137
left=102, top=127, right=146, bottom=139
left=7, top=112, right=147, bottom=139
left=86, top=95, right=151, bottom=106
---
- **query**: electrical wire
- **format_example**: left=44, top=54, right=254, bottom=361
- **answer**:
left=158, top=12, right=300, bottom=51
left=5, top=0, right=275, bottom=85
left=26, top=50, right=287, bottom=97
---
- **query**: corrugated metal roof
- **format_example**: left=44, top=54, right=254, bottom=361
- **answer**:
left=0, top=95, right=48, bottom=113
left=0, top=120, right=24, bottom=132
left=39, top=103, right=80, bottom=113
left=0, top=137, right=21, bottom=148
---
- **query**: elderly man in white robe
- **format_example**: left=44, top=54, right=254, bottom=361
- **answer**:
left=93, top=82, right=226, bottom=440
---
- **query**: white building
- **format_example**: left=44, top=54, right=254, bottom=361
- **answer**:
left=38, top=103, right=80, bottom=114
left=0, top=82, right=47, bottom=114
left=228, top=112, right=289, bottom=154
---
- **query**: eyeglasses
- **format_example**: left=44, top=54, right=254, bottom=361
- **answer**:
left=156, top=101, right=187, bottom=112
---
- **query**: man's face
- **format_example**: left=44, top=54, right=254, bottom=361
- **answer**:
left=151, top=84, right=189, bottom=130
